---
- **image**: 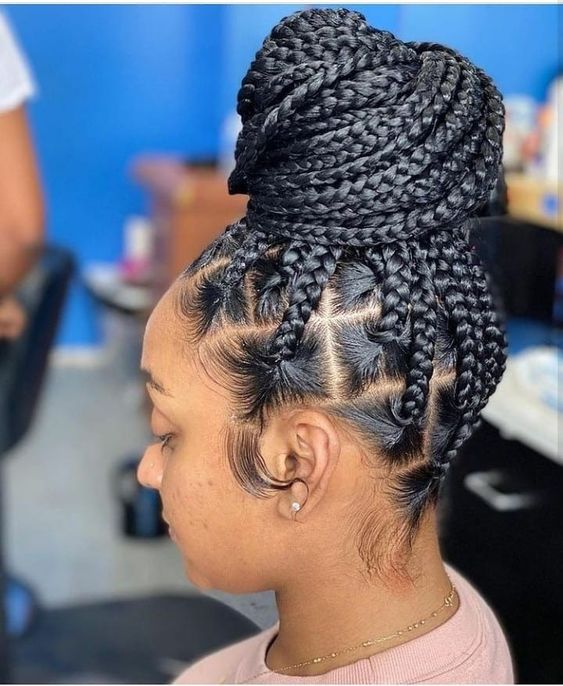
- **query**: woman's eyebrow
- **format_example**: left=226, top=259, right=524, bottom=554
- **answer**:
left=140, top=367, right=173, bottom=397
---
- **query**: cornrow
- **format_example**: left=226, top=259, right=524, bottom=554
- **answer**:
left=175, top=7, right=508, bottom=578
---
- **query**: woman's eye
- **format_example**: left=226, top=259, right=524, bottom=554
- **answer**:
left=154, top=432, right=174, bottom=453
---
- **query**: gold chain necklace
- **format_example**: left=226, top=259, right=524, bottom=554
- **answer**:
left=236, top=575, right=457, bottom=684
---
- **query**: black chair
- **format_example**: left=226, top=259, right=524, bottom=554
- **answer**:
left=0, top=244, right=74, bottom=682
left=13, top=592, right=262, bottom=683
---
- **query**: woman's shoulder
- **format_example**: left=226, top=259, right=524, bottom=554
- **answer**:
left=171, top=622, right=276, bottom=685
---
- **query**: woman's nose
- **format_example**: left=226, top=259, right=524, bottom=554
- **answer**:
left=137, top=446, right=163, bottom=490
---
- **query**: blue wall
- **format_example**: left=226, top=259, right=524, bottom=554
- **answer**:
left=396, top=4, right=560, bottom=102
left=5, top=5, right=225, bottom=345
left=5, top=4, right=560, bottom=346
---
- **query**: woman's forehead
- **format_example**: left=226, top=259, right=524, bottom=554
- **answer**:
left=142, top=281, right=231, bottom=406
left=142, top=288, right=187, bottom=379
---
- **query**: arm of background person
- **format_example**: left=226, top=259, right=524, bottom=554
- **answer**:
left=0, top=103, right=45, bottom=296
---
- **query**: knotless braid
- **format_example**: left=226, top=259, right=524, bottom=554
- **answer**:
left=183, top=216, right=247, bottom=278
left=175, top=7, right=508, bottom=578
left=269, top=243, right=343, bottom=363
left=364, top=244, right=412, bottom=345
left=221, top=228, right=270, bottom=291
left=467, top=243, right=508, bottom=401
left=398, top=242, right=437, bottom=429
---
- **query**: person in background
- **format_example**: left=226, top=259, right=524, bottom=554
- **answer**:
left=0, top=10, right=44, bottom=339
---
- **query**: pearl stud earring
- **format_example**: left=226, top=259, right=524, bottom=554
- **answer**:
left=291, top=501, right=301, bottom=512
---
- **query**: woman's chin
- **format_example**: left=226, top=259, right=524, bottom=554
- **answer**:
left=183, top=562, right=213, bottom=591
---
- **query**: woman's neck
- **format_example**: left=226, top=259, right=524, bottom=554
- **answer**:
left=266, top=518, right=457, bottom=677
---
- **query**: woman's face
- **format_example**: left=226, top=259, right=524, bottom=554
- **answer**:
left=137, top=284, right=292, bottom=594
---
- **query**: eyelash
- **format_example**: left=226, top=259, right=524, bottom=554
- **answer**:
left=155, top=432, right=174, bottom=453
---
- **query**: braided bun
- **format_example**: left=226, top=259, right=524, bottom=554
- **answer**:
left=228, top=7, right=505, bottom=248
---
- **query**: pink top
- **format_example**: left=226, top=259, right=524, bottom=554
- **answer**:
left=172, top=563, right=515, bottom=684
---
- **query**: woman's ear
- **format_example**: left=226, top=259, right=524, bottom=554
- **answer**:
left=262, top=409, right=342, bottom=521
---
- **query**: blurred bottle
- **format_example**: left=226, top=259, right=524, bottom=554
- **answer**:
left=540, top=74, right=561, bottom=183
left=114, top=457, right=167, bottom=539
left=219, top=110, right=242, bottom=179
left=502, top=95, right=538, bottom=172
left=120, top=214, right=154, bottom=285
left=521, top=74, right=561, bottom=180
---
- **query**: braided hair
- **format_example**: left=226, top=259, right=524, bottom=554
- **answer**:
left=175, top=8, right=507, bottom=580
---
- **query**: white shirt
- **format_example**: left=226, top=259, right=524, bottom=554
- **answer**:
left=0, top=11, right=35, bottom=112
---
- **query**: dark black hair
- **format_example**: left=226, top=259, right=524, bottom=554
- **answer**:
left=175, top=8, right=507, bottom=581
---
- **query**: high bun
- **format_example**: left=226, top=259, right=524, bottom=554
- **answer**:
left=176, top=8, right=508, bottom=580
left=228, top=7, right=504, bottom=247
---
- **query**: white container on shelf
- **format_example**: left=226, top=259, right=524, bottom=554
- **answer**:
left=482, top=346, right=561, bottom=465
left=542, top=75, right=561, bottom=183
left=219, top=110, right=242, bottom=179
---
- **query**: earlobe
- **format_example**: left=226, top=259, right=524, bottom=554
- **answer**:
left=282, top=476, right=309, bottom=522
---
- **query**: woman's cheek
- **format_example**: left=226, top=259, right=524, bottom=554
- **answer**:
left=164, top=465, right=205, bottom=528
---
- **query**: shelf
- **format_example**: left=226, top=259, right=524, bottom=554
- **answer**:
left=506, top=173, right=562, bottom=233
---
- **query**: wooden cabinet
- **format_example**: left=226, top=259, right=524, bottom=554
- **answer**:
left=132, top=157, right=248, bottom=297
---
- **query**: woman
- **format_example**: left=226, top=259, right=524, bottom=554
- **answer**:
left=137, top=8, right=514, bottom=684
